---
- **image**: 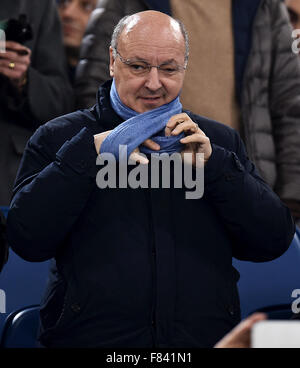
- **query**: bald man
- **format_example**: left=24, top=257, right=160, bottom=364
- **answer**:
left=7, top=11, right=294, bottom=348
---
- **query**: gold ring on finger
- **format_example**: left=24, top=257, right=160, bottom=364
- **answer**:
left=8, top=62, right=15, bottom=69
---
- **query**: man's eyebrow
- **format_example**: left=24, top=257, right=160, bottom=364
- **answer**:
left=159, top=59, right=178, bottom=65
left=129, top=56, right=178, bottom=64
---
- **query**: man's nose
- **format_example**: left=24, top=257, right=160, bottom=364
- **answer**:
left=144, top=67, right=163, bottom=91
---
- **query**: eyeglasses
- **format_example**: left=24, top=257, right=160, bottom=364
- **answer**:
left=114, top=49, right=187, bottom=77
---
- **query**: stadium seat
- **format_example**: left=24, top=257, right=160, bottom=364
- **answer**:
left=0, top=250, right=50, bottom=336
left=233, top=227, right=300, bottom=318
left=0, top=206, right=50, bottom=336
left=0, top=206, right=9, bottom=219
left=0, top=305, right=40, bottom=348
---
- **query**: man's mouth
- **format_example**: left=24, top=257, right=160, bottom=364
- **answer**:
left=63, top=24, right=81, bottom=35
left=140, top=96, right=162, bottom=101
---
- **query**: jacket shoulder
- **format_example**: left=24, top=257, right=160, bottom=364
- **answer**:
left=28, top=109, right=97, bottom=156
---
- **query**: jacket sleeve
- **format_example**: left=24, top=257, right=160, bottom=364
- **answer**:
left=204, top=128, right=295, bottom=262
left=7, top=124, right=98, bottom=262
left=269, top=1, right=300, bottom=206
left=75, top=0, right=147, bottom=109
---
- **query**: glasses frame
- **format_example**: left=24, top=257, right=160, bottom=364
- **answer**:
left=113, top=49, right=187, bottom=76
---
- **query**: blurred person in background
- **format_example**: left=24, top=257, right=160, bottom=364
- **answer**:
left=286, top=0, right=300, bottom=29
left=75, top=0, right=300, bottom=227
left=0, top=0, right=74, bottom=206
left=57, top=0, right=98, bottom=83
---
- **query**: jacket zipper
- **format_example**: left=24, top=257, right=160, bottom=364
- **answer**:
left=145, top=187, right=157, bottom=347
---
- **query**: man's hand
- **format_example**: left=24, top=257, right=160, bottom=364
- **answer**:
left=0, top=41, right=31, bottom=90
left=94, top=131, right=160, bottom=164
left=214, top=313, right=267, bottom=348
left=165, top=113, right=212, bottom=168
left=94, top=113, right=212, bottom=166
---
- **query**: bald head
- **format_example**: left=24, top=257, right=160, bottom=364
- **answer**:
left=111, top=11, right=189, bottom=64
left=109, top=10, right=188, bottom=113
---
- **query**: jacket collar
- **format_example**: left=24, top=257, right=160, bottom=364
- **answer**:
left=93, top=79, right=124, bottom=131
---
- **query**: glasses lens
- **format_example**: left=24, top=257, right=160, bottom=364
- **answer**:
left=127, top=61, right=150, bottom=75
left=159, top=63, right=181, bottom=75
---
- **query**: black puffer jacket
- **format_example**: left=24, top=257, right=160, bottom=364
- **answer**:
left=75, top=0, right=300, bottom=220
left=0, top=0, right=74, bottom=205
left=240, top=0, right=300, bottom=207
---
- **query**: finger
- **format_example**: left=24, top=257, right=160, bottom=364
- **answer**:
left=13, top=48, right=31, bottom=56
left=94, top=130, right=112, bottom=141
left=165, top=113, right=189, bottom=136
left=129, top=151, right=149, bottom=165
left=0, top=66, right=24, bottom=80
left=165, top=120, right=184, bottom=137
left=180, top=134, right=210, bottom=145
left=246, top=312, right=267, bottom=325
left=4, top=41, right=30, bottom=52
left=171, top=121, right=200, bottom=136
left=0, top=61, right=28, bottom=80
left=2, top=43, right=31, bottom=61
left=142, top=139, right=160, bottom=150
left=0, top=54, right=31, bottom=67
left=0, top=50, right=20, bottom=60
left=214, top=313, right=267, bottom=348
left=232, top=313, right=267, bottom=335
left=165, top=124, right=175, bottom=137
left=0, top=58, right=29, bottom=71
left=0, top=47, right=30, bottom=58
left=94, top=130, right=113, bottom=153
left=166, top=113, right=190, bottom=129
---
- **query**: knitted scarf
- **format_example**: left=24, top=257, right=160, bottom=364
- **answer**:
left=100, top=79, right=184, bottom=161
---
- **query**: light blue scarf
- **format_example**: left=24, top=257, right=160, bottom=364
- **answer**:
left=100, top=79, right=184, bottom=160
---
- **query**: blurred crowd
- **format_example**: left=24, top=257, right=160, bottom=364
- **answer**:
left=1, top=0, right=300, bottom=348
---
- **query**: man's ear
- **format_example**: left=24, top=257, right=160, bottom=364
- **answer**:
left=109, top=46, right=115, bottom=77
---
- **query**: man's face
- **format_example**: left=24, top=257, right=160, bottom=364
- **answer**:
left=58, top=0, right=97, bottom=48
left=286, top=0, right=300, bottom=30
left=109, top=17, right=186, bottom=113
